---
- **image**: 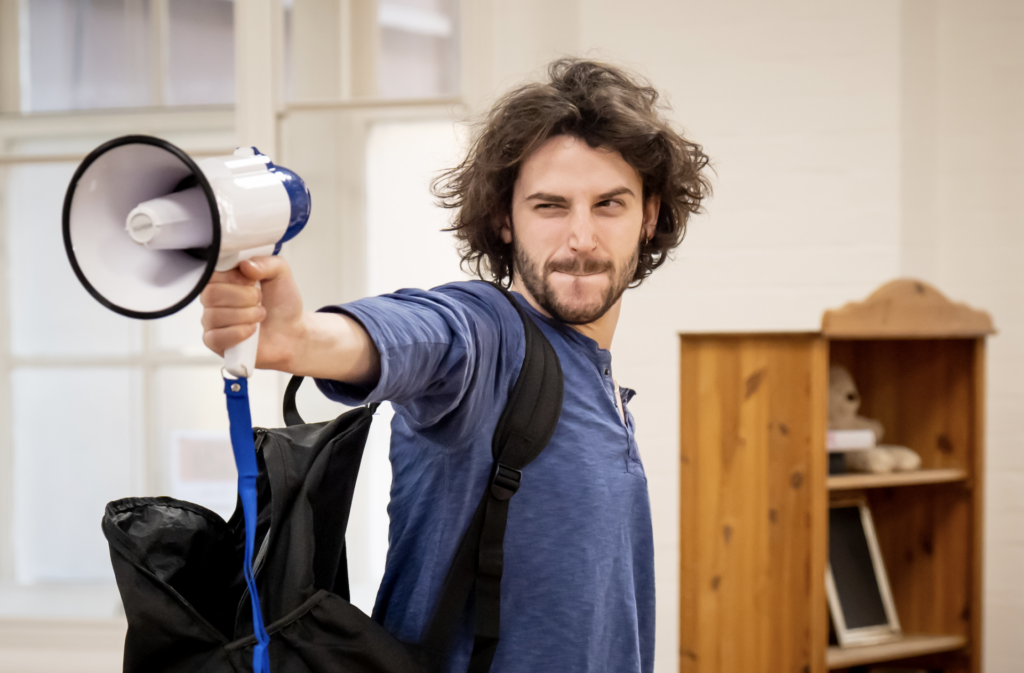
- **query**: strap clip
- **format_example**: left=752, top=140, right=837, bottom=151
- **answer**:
left=489, top=463, right=522, bottom=500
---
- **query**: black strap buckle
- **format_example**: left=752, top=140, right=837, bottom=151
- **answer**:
left=489, top=463, right=522, bottom=500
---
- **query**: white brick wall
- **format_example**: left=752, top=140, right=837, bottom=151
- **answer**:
left=485, top=1, right=1022, bottom=670
left=573, top=3, right=905, bottom=671
left=899, top=2, right=1024, bottom=671
left=296, top=1, right=1023, bottom=669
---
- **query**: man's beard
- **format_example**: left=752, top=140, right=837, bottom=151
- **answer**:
left=514, top=243, right=638, bottom=325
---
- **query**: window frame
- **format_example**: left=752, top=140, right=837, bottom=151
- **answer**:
left=0, top=105, right=235, bottom=597
left=0, top=0, right=475, bottom=631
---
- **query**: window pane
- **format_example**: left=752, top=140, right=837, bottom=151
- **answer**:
left=25, top=0, right=154, bottom=112
left=152, top=366, right=287, bottom=494
left=152, top=300, right=212, bottom=355
left=378, top=0, right=459, bottom=99
left=165, top=0, right=235, bottom=106
left=346, top=119, right=466, bottom=613
left=5, top=162, right=142, bottom=357
left=168, top=429, right=237, bottom=521
left=365, top=120, right=467, bottom=295
left=12, top=367, right=143, bottom=584
left=23, top=0, right=236, bottom=112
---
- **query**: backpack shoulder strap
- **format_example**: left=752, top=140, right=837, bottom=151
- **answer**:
left=420, top=285, right=563, bottom=673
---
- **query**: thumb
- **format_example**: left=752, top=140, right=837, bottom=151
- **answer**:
left=238, top=256, right=290, bottom=283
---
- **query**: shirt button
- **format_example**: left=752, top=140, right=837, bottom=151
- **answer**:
left=604, top=368, right=610, bottom=376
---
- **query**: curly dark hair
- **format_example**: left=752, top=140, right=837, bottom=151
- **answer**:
left=433, top=58, right=712, bottom=287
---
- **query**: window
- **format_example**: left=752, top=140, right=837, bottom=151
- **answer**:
left=24, top=0, right=154, bottom=111
left=365, top=119, right=467, bottom=295
left=331, top=118, right=468, bottom=611
left=377, top=0, right=460, bottom=99
left=1, top=0, right=466, bottom=624
left=283, top=0, right=460, bottom=101
left=0, top=131, right=289, bottom=616
left=164, top=0, right=236, bottom=106
left=21, top=0, right=235, bottom=113
left=3, top=0, right=245, bottom=617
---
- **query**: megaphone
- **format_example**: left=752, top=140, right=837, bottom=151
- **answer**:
left=62, top=135, right=310, bottom=377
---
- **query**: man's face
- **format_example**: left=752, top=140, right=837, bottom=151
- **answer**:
left=504, top=135, right=659, bottom=325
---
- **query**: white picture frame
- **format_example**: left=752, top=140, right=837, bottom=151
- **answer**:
left=826, top=499, right=902, bottom=647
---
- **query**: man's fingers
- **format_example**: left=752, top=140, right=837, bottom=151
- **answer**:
left=208, top=268, right=252, bottom=286
left=203, top=324, right=258, bottom=357
left=200, top=282, right=261, bottom=309
left=199, top=257, right=296, bottom=362
left=201, top=306, right=267, bottom=332
left=238, top=256, right=291, bottom=283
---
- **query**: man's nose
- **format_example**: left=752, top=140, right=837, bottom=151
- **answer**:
left=567, top=207, right=598, bottom=252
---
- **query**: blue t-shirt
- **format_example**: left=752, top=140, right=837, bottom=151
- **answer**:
left=315, top=281, right=654, bottom=673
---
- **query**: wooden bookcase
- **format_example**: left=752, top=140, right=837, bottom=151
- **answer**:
left=679, top=280, right=993, bottom=673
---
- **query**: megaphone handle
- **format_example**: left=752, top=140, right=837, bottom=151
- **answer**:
left=223, top=279, right=261, bottom=379
left=225, top=326, right=259, bottom=379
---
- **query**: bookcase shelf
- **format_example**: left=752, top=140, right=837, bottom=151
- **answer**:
left=826, top=633, right=967, bottom=669
left=679, top=279, right=992, bottom=673
left=827, top=468, right=968, bottom=491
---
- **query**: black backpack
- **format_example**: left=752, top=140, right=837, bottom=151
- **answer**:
left=102, top=288, right=563, bottom=673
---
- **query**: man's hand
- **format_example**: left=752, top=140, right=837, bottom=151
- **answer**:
left=200, top=257, right=301, bottom=370
left=199, top=256, right=380, bottom=385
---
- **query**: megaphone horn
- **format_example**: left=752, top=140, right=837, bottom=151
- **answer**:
left=63, top=135, right=311, bottom=377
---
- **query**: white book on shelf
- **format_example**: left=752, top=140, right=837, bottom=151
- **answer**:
left=827, top=428, right=876, bottom=452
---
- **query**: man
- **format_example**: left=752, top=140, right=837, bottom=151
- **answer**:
left=201, top=59, right=710, bottom=673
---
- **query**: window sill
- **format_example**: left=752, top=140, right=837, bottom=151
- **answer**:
left=0, top=616, right=125, bottom=673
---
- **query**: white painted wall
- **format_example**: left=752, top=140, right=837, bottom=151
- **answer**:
left=899, top=2, right=1024, bottom=671
left=448, top=1, right=1023, bottom=670
left=579, top=4, right=904, bottom=671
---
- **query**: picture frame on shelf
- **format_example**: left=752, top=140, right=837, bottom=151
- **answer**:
left=827, top=498, right=902, bottom=648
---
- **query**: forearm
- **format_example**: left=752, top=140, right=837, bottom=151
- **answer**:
left=283, top=311, right=381, bottom=386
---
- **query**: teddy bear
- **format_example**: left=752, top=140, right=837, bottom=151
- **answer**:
left=829, top=365, right=921, bottom=473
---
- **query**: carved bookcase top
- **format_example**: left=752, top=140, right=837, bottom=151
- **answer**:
left=821, top=278, right=995, bottom=338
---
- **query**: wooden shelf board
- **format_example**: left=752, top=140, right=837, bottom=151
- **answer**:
left=828, top=468, right=968, bottom=491
left=827, top=634, right=967, bottom=669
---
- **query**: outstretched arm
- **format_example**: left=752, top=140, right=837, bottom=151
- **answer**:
left=199, top=256, right=380, bottom=386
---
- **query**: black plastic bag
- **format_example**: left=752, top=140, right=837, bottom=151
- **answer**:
left=103, top=397, right=424, bottom=673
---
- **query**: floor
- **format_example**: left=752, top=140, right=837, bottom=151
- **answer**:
left=0, top=619, right=125, bottom=673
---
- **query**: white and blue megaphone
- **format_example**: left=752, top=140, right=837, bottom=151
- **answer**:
left=64, top=135, right=310, bottom=671
left=62, top=135, right=310, bottom=377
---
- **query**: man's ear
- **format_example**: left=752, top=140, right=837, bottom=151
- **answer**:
left=500, top=215, right=513, bottom=244
left=642, top=195, right=661, bottom=242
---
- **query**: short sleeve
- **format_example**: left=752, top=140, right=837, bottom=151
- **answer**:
left=314, top=282, right=524, bottom=435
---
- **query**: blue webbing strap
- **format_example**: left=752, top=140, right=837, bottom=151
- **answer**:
left=224, top=376, right=271, bottom=673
